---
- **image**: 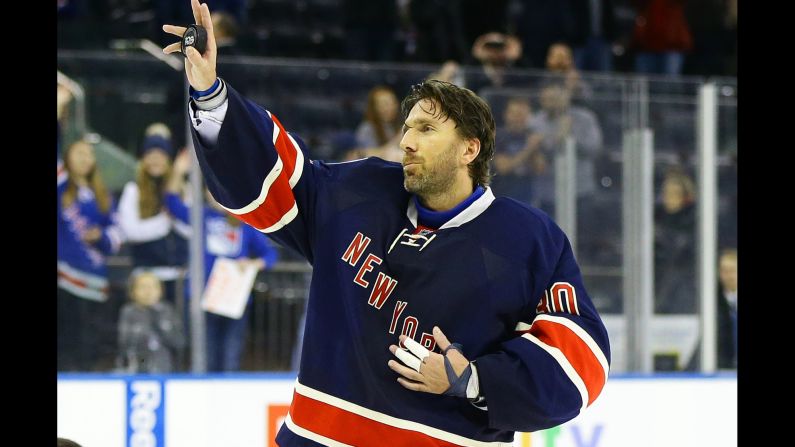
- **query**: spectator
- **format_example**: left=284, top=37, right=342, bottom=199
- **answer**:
left=58, top=139, right=123, bottom=371
left=570, top=0, right=619, bottom=72
left=117, top=272, right=185, bottom=373
left=468, top=32, right=523, bottom=92
left=654, top=169, right=696, bottom=314
left=529, top=83, right=603, bottom=212
left=527, top=84, right=604, bottom=263
left=164, top=151, right=280, bottom=372
left=211, top=10, right=241, bottom=56
left=117, top=124, right=189, bottom=304
left=348, top=86, right=403, bottom=162
left=631, top=0, right=693, bottom=76
left=685, top=247, right=738, bottom=371
left=717, top=248, right=737, bottom=369
left=204, top=0, right=246, bottom=25
left=545, top=42, right=594, bottom=104
left=491, top=97, right=543, bottom=206
left=511, top=0, right=579, bottom=69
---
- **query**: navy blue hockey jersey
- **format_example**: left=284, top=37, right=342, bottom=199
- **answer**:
left=191, top=84, right=610, bottom=447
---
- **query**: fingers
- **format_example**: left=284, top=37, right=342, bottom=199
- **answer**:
left=163, top=42, right=182, bottom=54
left=432, top=326, right=451, bottom=351
left=392, top=346, right=422, bottom=372
left=387, top=360, right=424, bottom=382
left=402, top=336, right=430, bottom=362
left=162, top=24, right=187, bottom=37
left=191, top=0, right=202, bottom=25
left=201, top=2, right=217, bottom=55
left=397, top=377, right=429, bottom=392
left=200, top=2, right=213, bottom=31
left=185, top=46, right=204, bottom=67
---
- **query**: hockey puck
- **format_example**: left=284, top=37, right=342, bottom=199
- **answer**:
left=181, top=24, right=208, bottom=57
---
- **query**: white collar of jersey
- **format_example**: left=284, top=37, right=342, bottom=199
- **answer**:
left=406, top=187, right=495, bottom=230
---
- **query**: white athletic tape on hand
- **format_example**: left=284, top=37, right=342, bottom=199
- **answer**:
left=394, top=347, right=423, bottom=372
left=403, top=337, right=431, bottom=362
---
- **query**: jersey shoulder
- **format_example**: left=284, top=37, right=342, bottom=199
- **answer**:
left=314, top=156, right=406, bottom=197
left=488, top=196, right=564, bottom=239
left=478, top=196, right=567, bottom=263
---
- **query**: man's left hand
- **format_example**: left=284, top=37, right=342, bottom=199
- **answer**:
left=388, top=326, right=469, bottom=394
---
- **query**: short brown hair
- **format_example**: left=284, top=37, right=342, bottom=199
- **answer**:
left=401, top=80, right=496, bottom=186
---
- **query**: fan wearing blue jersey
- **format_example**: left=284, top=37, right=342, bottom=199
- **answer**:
left=163, top=2, right=610, bottom=445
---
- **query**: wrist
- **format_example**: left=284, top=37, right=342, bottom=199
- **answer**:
left=190, top=78, right=227, bottom=111
left=190, top=78, right=220, bottom=99
left=466, top=360, right=481, bottom=401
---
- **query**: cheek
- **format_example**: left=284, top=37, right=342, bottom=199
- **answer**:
left=76, top=159, right=93, bottom=174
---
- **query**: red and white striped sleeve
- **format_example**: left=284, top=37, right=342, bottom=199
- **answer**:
left=474, top=233, right=611, bottom=432
left=190, top=80, right=319, bottom=260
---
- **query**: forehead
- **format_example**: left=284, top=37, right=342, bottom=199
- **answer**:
left=720, top=256, right=737, bottom=267
left=663, top=178, right=684, bottom=189
left=541, top=87, right=561, bottom=98
left=405, top=99, right=451, bottom=125
left=374, top=89, right=396, bottom=100
left=144, top=149, right=169, bottom=158
left=507, top=101, right=529, bottom=111
left=70, top=142, right=93, bottom=154
left=135, top=274, right=160, bottom=286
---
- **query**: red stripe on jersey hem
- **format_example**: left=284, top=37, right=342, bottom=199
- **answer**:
left=289, top=390, right=463, bottom=447
left=530, top=319, right=605, bottom=406
left=57, top=270, right=109, bottom=294
left=58, top=270, right=87, bottom=288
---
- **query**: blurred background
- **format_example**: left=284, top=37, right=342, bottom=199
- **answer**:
left=57, top=1, right=737, bottom=446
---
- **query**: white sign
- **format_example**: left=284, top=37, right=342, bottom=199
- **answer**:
left=201, top=258, right=258, bottom=319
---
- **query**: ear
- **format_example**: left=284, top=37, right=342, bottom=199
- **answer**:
left=462, top=138, right=481, bottom=166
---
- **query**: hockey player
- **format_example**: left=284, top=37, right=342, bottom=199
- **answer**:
left=163, top=2, right=610, bottom=445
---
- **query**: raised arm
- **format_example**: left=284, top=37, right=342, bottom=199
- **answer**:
left=162, top=0, right=322, bottom=261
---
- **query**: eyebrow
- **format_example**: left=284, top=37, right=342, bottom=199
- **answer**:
left=402, top=118, right=437, bottom=133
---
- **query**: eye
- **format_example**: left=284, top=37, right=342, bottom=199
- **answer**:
left=423, top=125, right=433, bottom=132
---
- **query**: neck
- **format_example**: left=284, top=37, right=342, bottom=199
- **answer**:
left=418, top=174, right=475, bottom=211
left=73, top=176, right=89, bottom=187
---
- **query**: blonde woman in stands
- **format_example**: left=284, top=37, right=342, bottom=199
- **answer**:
left=57, top=139, right=123, bottom=371
left=117, top=123, right=190, bottom=304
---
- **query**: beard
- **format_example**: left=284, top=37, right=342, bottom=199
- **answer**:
left=403, top=142, right=459, bottom=197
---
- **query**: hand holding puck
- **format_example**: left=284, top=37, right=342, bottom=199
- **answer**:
left=181, top=24, right=208, bottom=57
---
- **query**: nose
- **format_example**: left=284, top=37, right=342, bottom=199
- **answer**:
left=400, top=130, right=416, bottom=154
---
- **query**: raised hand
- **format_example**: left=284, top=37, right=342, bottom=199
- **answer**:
left=161, top=0, right=217, bottom=91
left=172, top=148, right=192, bottom=177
